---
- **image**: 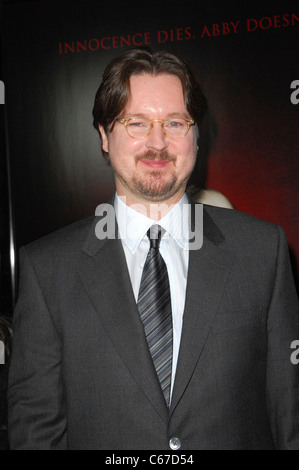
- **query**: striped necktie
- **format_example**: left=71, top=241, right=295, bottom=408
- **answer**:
left=137, top=225, right=173, bottom=407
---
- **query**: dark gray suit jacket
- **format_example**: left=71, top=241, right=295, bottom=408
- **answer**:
left=8, top=201, right=299, bottom=449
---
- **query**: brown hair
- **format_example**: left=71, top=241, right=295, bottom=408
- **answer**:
left=92, top=48, right=207, bottom=161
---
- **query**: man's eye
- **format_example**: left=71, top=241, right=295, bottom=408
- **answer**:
left=128, top=120, right=148, bottom=127
left=166, top=120, right=184, bottom=128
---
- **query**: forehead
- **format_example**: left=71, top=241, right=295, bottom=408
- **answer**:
left=124, top=73, right=187, bottom=116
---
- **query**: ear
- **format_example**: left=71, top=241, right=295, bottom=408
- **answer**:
left=98, top=125, right=109, bottom=154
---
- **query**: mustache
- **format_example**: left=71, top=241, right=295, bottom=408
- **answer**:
left=136, top=151, right=176, bottom=162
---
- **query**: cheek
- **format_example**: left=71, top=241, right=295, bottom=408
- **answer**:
left=108, top=135, right=144, bottom=159
left=178, top=140, right=197, bottom=169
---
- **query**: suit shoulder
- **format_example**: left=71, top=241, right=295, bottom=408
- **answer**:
left=202, top=204, right=284, bottom=250
left=22, top=216, right=96, bottom=260
left=203, top=203, right=279, bottom=233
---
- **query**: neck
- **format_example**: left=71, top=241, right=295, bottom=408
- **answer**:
left=116, top=190, right=185, bottom=220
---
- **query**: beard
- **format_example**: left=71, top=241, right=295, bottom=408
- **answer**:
left=119, top=150, right=180, bottom=201
left=132, top=170, right=177, bottom=200
left=112, top=150, right=194, bottom=202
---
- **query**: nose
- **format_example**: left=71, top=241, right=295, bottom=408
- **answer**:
left=145, top=122, right=169, bottom=151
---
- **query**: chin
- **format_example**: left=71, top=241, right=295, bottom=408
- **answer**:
left=133, top=175, right=183, bottom=201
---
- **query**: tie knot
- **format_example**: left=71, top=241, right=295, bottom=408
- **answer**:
left=147, top=225, right=162, bottom=249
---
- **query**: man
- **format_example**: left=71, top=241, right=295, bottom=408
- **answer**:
left=8, top=48, right=299, bottom=449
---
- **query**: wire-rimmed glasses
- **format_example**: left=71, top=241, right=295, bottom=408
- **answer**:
left=116, top=116, right=195, bottom=139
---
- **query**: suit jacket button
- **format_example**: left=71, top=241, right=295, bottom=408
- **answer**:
left=169, top=437, right=181, bottom=450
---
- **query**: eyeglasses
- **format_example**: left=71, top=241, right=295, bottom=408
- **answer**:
left=116, top=116, right=195, bottom=139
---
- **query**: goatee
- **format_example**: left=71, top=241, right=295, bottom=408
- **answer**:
left=132, top=150, right=178, bottom=200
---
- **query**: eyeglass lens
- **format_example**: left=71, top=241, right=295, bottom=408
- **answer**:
left=125, top=117, right=192, bottom=138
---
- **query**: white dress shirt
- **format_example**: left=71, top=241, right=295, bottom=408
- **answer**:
left=114, top=193, right=190, bottom=400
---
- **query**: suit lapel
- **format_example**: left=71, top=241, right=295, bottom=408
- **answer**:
left=76, top=201, right=234, bottom=421
left=170, top=205, right=234, bottom=415
left=76, top=218, right=169, bottom=423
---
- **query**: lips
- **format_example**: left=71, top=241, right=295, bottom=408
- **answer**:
left=141, top=159, right=171, bottom=168
left=137, top=151, right=175, bottom=169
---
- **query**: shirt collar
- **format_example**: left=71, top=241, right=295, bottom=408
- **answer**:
left=115, top=193, right=190, bottom=254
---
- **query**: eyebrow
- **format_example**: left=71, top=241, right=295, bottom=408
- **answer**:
left=121, top=112, right=191, bottom=119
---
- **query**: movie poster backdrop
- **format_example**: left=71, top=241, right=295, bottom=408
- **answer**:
left=1, top=1, right=299, bottom=301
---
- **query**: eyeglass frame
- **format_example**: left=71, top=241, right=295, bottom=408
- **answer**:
left=115, top=116, right=195, bottom=139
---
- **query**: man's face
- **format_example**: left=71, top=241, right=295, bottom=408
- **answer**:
left=99, top=73, right=198, bottom=205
